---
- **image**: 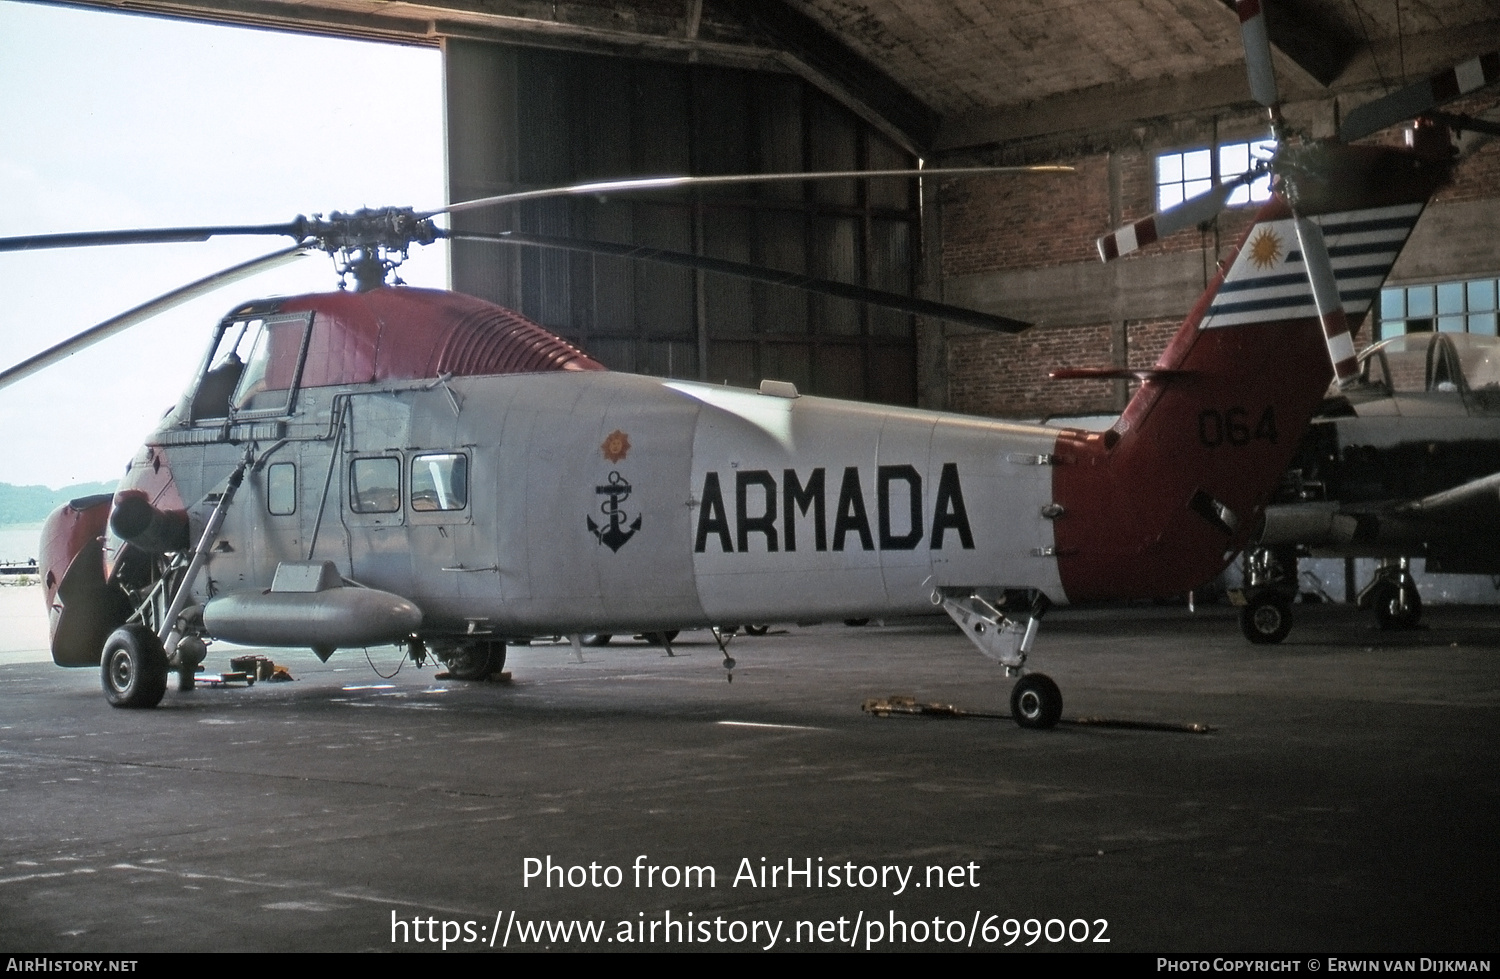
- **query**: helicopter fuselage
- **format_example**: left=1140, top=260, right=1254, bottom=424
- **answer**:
left=128, top=370, right=1074, bottom=637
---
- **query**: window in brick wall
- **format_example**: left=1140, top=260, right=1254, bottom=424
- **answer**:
left=1156, top=139, right=1276, bottom=211
left=1379, top=277, right=1500, bottom=340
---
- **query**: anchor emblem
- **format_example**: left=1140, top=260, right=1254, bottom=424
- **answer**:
left=587, top=471, right=642, bottom=552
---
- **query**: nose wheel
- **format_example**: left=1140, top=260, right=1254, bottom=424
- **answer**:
left=1240, top=592, right=1293, bottom=644
left=441, top=640, right=507, bottom=680
left=101, top=625, right=169, bottom=709
left=1010, top=673, right=1062, bottom=729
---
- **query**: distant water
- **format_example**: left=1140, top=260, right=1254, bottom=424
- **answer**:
left=0, top=524, right=44, bottom=566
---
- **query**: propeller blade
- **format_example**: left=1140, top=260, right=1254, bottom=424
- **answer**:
left=430, top=166, right=1074, bottom=219
left=1237, top=0, right=1280, bottom=109
left=1339, top=52, right=1500, bottom=143
left=1096, top=171, right=1257, bottom=261
left=1290, top=215, right=1360, bottom=388
left=446, top=229, right=1030, bottom=333
left=0, top=222, right=303, bottom=254
left=0, top=245, right=305, bottom=392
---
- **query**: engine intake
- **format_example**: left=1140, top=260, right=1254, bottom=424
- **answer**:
left=109, top=490, right=190, bottom=553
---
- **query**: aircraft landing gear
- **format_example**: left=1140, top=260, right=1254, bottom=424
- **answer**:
left=1240, top=592, right=1293, bottom=645
left=1010, top=673, right=1063, bottom=730
left=1236, top=546, right=1298, bottom=645
left=936, top=588, right=1059, bottom=729
left=441, top=640, right=508, bottom=680
left=101, top=624, right=169, bottom=709
left=1364, top=559, right=1422, bottom=630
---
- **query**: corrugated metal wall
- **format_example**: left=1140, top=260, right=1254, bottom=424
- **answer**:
left=446, top=40, right=919, bottom=405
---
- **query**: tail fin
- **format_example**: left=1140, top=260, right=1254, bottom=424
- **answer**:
left=1052, top=141, right=1451, bottom=601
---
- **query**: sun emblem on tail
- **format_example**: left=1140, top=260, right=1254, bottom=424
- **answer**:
left=1248, top=228, right=1283, bottom=269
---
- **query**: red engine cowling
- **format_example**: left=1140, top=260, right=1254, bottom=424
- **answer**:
left=39, top=495, right=132, bottom=667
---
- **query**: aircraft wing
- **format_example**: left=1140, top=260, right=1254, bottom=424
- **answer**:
left=1259, top=472, right=1500, bottom=557
left=1394, top=470, right=1500, bottom=527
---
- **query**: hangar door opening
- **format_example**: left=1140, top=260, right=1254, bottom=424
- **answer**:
left=446, top=40, right=920, bottom=406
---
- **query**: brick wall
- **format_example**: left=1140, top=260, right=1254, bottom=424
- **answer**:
left=943, top=145, right=1268, bottom=279
left=946, top=323, right=1114, bottom=419
left=940, top=144, right=1251, bottom=418
left=1438, top=137, right=1500, bottom=204
left=941, top=154, right=1110, bottom=275
left=945, top=317, right=1185, bottom=418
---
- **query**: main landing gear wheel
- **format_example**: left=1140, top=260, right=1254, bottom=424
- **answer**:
left=1373, top=580, right=1422, bottom=630
left=1010, top=673, right=1062, bottom=730
left=580, top=634, right=613, bottom=647
left=444, top=642, right=507, bottom=681
left=1240, top=593, right=1293, bottom=645
left=744, top=625, right=769, bottom=636
left=101, top=625, right=169, bottom=709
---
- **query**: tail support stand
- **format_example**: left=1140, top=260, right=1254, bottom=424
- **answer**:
left=710, top=627, right=736, bottom=683
left=935, top=589, right=1061, bottom=729
left=935, top=589, right=1047, bottom=674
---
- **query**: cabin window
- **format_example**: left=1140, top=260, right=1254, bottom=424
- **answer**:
left=350, top=457, right=401, bottom=514
left=1155, top=140, right=1275, bottom=211
left=410, top=453, right=468, bottom=512
left=267, top=463, right=296, bottom=515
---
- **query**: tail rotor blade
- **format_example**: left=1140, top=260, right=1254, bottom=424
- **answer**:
left=1237, top=0, right=1280, bottom=109
left=1096, top=174, right=1250, bottom=261
left=1339, top=52, right=1500, bottom=143
left=1291, top=216, right=1360, bottom=388
left=0, top=246, right=305, bottom=392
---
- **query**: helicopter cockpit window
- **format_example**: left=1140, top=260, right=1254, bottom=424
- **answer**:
left=192, top=319, right=257, bottom=420
left=1358, top=351, right=1391, bottom=392
left=350, top=457, right=401, bottom=514
left=231, top=315, right=310, bottom=413
left=1451, top=335, right=1500, bottom=412
left=1430, top=342, right=1458, bottom=393
left=1376, top=334, right=1434, bottom=394
left=192, top=313, right=311, bottom=421
left=410, top=453, right=468, bottom=512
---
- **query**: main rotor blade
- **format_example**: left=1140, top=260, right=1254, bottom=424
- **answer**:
left=0, top=222, right=303, bottom=254
left=446, top=229, right=1030, bottom=333
left=0, top=245, right=305, bottom=392
left=431, top=166, right=1074, bottom=219
left=1339, top=52, right=1499, bottom=143
left=1096, top=170, right=1257, bottom=261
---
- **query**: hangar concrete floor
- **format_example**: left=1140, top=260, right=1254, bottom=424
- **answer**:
left=0, top=602, right=1496, bottom=953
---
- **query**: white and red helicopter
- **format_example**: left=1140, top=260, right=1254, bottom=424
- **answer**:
left=5, top=7, right=1490, bottom=727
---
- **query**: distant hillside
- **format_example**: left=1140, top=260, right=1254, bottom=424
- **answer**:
left=0, top=481, right=117, bottom=526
